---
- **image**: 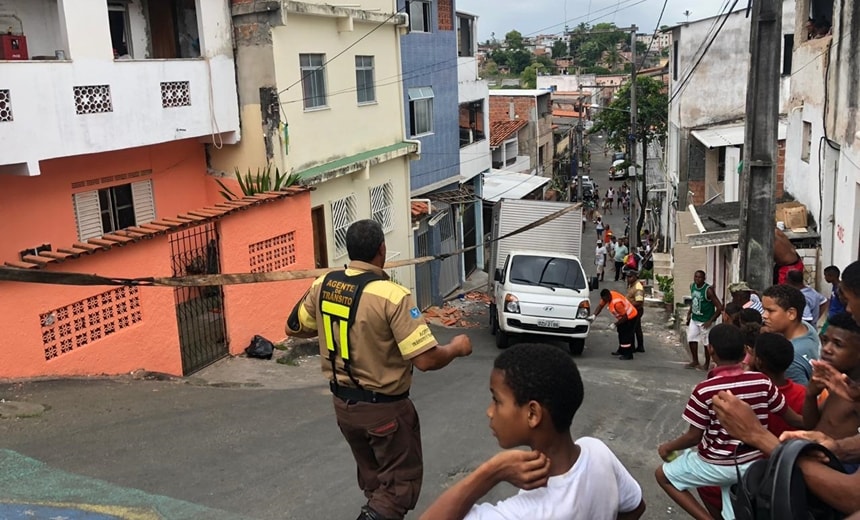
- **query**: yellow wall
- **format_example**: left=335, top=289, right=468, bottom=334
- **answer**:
left=272, top=13, right=406, bottom=172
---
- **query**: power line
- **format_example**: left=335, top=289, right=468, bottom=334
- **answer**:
left=668, top=0, right=739, bottom=105
left=277, top=7, right=405, bottom=96
left=636, top=0, right=669, bottom=74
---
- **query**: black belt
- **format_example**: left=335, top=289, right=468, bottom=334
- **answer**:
left=330, top=381, right=409, bottom=404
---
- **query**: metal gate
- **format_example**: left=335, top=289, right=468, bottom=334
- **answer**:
left=462, top=203, right=477, bottom=276
left=437, top=210, right=460, bottom=297
left=414, top=227, right=433, bottom=310
left=169, top=222, right=228, bottom=375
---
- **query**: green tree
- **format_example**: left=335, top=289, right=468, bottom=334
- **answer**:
left=591, top=76, right=668, bottom=240
left=507, top=49, right=532, bottom=74
left=483, top=59, right=499, bottom=76
left=551, top=39, right=568, bottom=58
left=520, top=63, right=540, bottom=88
left=505, top=30, right=524, bottom=50
left=535, top=54, right=555, bottom=70
left=635, top=41, right=648, bottom=55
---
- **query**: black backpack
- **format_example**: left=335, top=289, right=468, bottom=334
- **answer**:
left=730, top=439, right=846, bottom=520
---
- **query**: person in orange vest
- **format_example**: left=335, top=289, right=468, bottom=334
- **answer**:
left=593, top=289, right=639, bottom=360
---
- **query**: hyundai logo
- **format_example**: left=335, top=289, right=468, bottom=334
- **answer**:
left=544, top=306, right=554, bottom=311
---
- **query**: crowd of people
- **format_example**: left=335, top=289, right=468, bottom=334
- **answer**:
left=655, top=260, right=860, bottom=519
left=284, top=216, right=860, bottom=520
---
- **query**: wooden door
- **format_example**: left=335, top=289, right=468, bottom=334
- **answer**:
left=311, top=205, right=328, bottom=268
left=147, top=0, right=178, bottom=59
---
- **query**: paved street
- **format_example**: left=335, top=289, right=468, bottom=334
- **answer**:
left=0, top=138, right=706, bottom=520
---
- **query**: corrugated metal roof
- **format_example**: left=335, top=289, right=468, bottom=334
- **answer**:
left=482, top=169, right=549, bottom=202
left=691, top=121, right=788, bottom=149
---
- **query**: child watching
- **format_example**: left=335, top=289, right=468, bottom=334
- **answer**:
left=655, top=324, right=802, bottom=520
left=420, top=343, right=646, bottom=520
left=802, top=312, right=860, bottom=440
left=749, top=332, right=807, bottom=437
left=762, top=284, right=821, bottom=385
left=722, top=302, right=742, bottom=327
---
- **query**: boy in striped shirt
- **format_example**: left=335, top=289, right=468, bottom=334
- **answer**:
left=655, top=324, right=803, bottom=520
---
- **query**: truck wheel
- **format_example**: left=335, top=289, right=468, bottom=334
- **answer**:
left=489, top=305, right=498, bottom=335
left=568, top=338, right=585, bottom=356
left=495, top=329, right=509, bottom=349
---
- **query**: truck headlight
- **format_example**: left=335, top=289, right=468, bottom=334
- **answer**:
left=576, top=301, right=591, bottom=319
left=504, top=294, right=520, bottom=314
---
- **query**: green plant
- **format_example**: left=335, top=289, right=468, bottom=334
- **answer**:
left=656, top=275, right=674, bottom=303
left=639, top=268, right=654, bottom=281
left=215, top=164, right=302, bottom=200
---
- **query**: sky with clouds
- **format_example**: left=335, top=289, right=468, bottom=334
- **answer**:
left=455, top=0, right=732, bottom=42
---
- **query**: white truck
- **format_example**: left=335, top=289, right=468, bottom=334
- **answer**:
left=488, top=199, right=592, bottom=355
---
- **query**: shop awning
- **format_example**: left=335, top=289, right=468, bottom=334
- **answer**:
left=482, top=169, right=549, bottom=203
left=691, top=121, right=788, bottom=149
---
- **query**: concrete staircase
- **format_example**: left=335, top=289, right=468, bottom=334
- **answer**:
left=651, top=252, right=673, bottom=279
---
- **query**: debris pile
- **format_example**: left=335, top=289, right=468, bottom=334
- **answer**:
left=423, top=291, right=492, bottom=328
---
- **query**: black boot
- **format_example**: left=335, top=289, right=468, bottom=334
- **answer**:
left=618, top=347, right=634, bottom=360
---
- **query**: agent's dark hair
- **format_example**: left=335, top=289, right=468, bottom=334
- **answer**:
left=708, top=323, right=746, bottom=362
left=494, top=343, right=584, bottom=432
left=754, top=332, right=794, bottom=374
left=741, top=321, right=762, bottom=348
left=824, top=265, right=841, bottom=278
left=828, top=312, right=860, bottom=336
left=345, top=219, right=384, bottom=262
left=600, top=288, right=612, bottom=301
left=843, top=261, right=860, bottom=294
left=762, top=284, right=806, bottom=322
left=787, top=270, right=805, bottom=285
left=739, top=308, right=764, bottom=326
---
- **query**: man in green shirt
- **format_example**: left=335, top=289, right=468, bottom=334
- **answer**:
left=613, top=238, right=629, bottom=282
left=685, top=270, right=724, bottom=370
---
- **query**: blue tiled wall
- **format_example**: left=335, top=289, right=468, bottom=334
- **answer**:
left=398, top=0, right=460, bottom=193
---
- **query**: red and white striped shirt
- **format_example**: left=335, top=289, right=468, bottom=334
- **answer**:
left=683, top=364, right=786, bottom=465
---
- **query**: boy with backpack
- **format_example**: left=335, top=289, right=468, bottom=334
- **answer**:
left=420, top=343, right=646, bottom=520
left=655, top=324, right=803, bottom=520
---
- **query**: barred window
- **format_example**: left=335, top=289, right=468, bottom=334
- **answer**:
left=370, top=182, right=394, bottom=233
left=331, top=194, right=357, bottom=258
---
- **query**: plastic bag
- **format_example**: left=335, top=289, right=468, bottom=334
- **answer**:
left=245, top=335, right=275, bottom=360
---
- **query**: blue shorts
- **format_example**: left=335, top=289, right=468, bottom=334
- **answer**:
left=663, top=449, right=754, bottom=520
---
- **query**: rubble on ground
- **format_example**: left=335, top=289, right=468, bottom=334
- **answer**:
left=423, top=291, right=491, bottom=328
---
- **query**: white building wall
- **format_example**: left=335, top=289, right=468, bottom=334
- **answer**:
left=670, top=1, right=794, bottom=130
left=0, top=0, right=64, bottom=57
left=0, top=0, right=240, bottom=175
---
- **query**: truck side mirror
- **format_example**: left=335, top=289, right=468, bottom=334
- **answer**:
left=494, top=268, right=502, bottom=282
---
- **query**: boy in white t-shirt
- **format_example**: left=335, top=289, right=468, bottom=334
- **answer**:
left=419, top=343, right=646, bottom=520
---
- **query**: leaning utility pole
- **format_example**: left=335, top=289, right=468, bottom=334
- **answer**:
left=628, top=25, right=638, bottom=247
left=738, top=0, right=783, bottom=290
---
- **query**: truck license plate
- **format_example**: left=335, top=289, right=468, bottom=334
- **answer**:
left=537, top=320, right=560, bottom=328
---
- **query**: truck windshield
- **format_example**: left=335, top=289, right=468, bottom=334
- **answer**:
left=508, top=255, right=586, bottom=290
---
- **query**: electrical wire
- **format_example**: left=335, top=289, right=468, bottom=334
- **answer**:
left=668, top=0, right=739, bottom=106
left=277, top=6, right=405, bottom=96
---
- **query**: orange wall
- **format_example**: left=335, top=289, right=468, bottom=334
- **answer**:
left=0, top=140, right=209, bottom=263
left=218, top=190, right=315, bottom=354
left=0, top=237, right=181, bottom=379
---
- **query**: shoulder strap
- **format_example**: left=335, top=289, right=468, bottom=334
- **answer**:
left=762, top=439, right=845, bottom=519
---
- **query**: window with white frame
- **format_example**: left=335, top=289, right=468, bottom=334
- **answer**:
left=408, top=0, right=432, bottom=32
left=73, top=180, right=155, bottom=240
left=300, top=53, right=327, bottom=109
left=370, top=181, right=394, bottom=233
left=408, top=87, right=434, bottom=136
left=355, top=55, right=376, bottom=104
left=331, top=194, right=357, bottom=258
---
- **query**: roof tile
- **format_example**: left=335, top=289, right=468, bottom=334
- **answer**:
left=5, top=187, right=312, bottom=270
left=489, top=120, right=528, bottom=147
